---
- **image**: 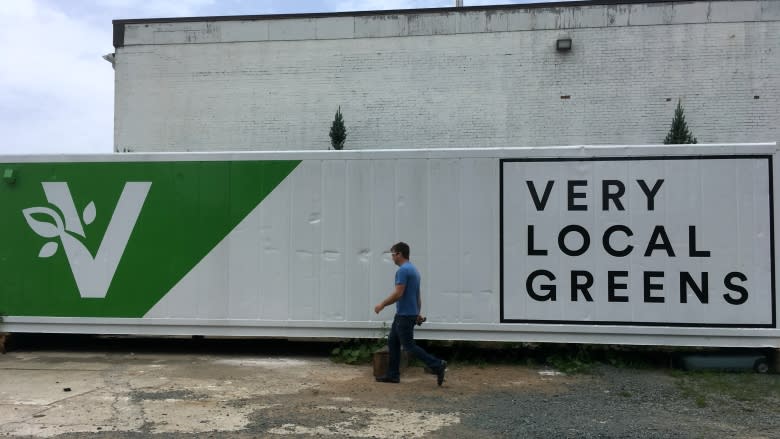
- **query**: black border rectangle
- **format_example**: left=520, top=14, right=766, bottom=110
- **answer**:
left=499, top=155, right=777, bottom=328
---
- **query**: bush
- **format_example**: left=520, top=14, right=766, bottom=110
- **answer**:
left=329, top=106, right=347, bottom=150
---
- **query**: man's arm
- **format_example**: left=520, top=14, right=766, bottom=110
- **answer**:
left=415, top=291, right=425, bottom=324
left=374, top=284, right=405, bottom=314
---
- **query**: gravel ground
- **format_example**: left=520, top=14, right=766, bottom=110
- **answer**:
left=1, top=336, right=778, bottom=438
left=457, top=366, right=779, bottom=439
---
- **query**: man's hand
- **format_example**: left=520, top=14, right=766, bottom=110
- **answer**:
left=416, top=315, right=426, bottom=325
left=374, top=303, right=384, bottom=314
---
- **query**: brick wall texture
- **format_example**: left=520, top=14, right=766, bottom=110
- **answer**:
left=114, top=1, right=780, bottom=151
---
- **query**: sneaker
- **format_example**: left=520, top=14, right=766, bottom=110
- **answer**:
left=375, top=375, right=400, bottom=384
left=436, top=361, right=447, bottom=386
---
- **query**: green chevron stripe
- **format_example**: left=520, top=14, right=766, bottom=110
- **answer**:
left=0, top=160, right=300, bottom=317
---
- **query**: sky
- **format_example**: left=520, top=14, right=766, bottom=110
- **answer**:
left=0, top=0, right=577, bottom=155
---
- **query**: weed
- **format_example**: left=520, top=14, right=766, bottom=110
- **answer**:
left=546, top=353, right=594, bottom=374
left=331, top=339, right=385, bottom=364
left=604, top=350, right=652, bottom=369
left=544, top=344, right=597, bottom=374
left=331, top=323, right=388, bottom=365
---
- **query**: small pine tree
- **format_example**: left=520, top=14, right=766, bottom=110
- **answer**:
left=664, top=100, right=698, bottom=144
left=329, top=106, right=347, bottom=150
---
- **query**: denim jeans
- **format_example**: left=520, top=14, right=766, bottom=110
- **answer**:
left=386, top=314, right=443, bottom=379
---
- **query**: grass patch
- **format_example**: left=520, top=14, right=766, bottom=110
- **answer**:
left=672, top=370, right=780, bottom=409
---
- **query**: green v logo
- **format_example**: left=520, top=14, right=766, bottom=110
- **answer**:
left=23, top=182, right=151, bottom=299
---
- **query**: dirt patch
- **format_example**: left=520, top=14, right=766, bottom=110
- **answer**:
left=2, top=342, right=779, bottom=439
left=323, top=363, right=574, bottom=399
left=235, top=363, right=578, bottom=438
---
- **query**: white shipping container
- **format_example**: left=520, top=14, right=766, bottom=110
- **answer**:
left=1, top=144, right=778, bottom=347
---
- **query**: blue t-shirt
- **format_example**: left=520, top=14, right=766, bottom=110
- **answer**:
left=395, top=261, right=420, bottom=316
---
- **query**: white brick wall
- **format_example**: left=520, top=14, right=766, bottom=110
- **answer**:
left=114, top=1, right=780, bottom=152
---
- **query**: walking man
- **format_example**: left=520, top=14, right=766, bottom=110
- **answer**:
left=374, top=242, right=447, bottom=385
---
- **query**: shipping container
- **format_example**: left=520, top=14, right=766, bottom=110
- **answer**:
left=1, top=144, right=778, bottom=347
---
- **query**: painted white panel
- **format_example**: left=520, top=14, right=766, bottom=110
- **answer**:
left=258, top=169, right=293, bottom=320
left=198, top=238, right=229, bottom=319
left=408, top=13, right=456, bottom=36
left=354, top=15, right=407, bottom=38
left=320, top=160, right=347, bottom=321
left=269, top=19, right=316, bottom=40
left=572, top=6, right=607, bottom=28
left=344, top=160, right=373, bottom=322
left=427, top=159, right=461, bottom=321
left=459, top=158, right=499, bottom=323
left=457, top=11, right=487, bottom=34
left=289, top=161, right=322, bottom=320
left=226, top=196, right=261, bottom=320
left=315, top=17, right=355, bottom=40
left=501, top=156, right=773, bottom=327
left=219, top=21, right=270, bottom=42
left=395, top=159, right=430, bottom=287
left=485, top=11, right=510, bottom=32
left=369, top=160, right=400, bottom=320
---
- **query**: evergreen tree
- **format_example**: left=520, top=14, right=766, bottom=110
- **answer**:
left=329, top=106, right=347, bottom=150
left=664, top=100, right=698, bottom=144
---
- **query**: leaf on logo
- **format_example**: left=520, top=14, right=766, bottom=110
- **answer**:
left=38, top=242, right=58, bottom=258
left=22, top=207, right=65, bottom=238
left=83, top=201, right=96, bottom=225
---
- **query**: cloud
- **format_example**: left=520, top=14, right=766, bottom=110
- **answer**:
left=0, top=0, right=224, bottom=154
left=332, top=0, right=448, bottom=12
left=50, top=0, right=219, bottom=21
left=332, top=0, right=579, bottom=11
left=0, top=0, right=114, bottom=154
